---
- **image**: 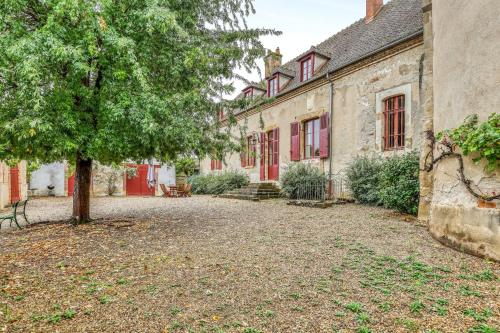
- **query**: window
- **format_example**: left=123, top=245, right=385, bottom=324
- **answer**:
left=211, top=159, right=222, bottom=170
left=218, top=109, right=225, bottom=120
left=301, top=56, right=314, bottom=81
left=246, top=135, right=256, bottom=167
left=267, top=76, right=278, bottom=97
left=384, top=95, right=405, bottom=150
left=244, top=89, right=253, bottom=98
left=304, top=118, right=320, bottom=159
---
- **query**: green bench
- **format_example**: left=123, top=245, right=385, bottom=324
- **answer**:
left=0, top=199, right=30, bottom=229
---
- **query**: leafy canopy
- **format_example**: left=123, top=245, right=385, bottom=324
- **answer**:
left=0, top=0, right=278, bottom=164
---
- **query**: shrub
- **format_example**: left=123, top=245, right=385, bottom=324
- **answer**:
left=188, top=171, right=249, bottom=195
left=378, top=151, right=420, bottom=215
left=346, top=152, right=420, bottom=215
left=345, top=156, right=383, bottom=205
left=280, top=163, right=327, bottom=199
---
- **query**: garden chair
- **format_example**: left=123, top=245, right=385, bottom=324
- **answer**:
left=177, top=183, right=192, bottom=197
left=0, top=199, right=30, bottom=230
left=160, top=184, right=177, bottom=198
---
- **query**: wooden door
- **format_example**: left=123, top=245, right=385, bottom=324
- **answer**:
left=267, top=128, right=279, bottom=181
left=126, top=164, right=155, bottom=196
left=67, top=174, right=75, bottom=196
left=10, top=166, right=20, bottom=204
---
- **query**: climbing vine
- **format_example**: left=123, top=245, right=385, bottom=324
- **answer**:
left=423, top=113, right=499, bottom=201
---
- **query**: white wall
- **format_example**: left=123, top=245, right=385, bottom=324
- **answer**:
left=30, top=162, right=66, bottom=196
left=158, top=165, right=176, bottom=186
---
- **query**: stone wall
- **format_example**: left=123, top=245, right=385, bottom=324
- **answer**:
left=201, top=43, right=424, bottom=181
left=91, top=163, right=125, bottom=197
left=0, top=162, right=10, bottom=210
left=422, top=0, right=500, bottom=261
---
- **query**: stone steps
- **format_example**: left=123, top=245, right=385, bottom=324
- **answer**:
left=219, top=183, right=281, bottom=201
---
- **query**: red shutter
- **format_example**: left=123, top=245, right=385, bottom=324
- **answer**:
left=211, top=159, right=215, bottom=171
left=319, top=113, right=330, bottom=158
left=240, top=152, right=246, bottom=168
left=260, top=132, right=266, bottom=180
left=217, top=160, right=223, bottom=170
left=290, top=122, right=300, bottom=161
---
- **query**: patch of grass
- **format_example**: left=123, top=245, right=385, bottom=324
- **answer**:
left=472, top=269, right=496, bottom=281
left=379, top=302, right=391, bottom=312
left=409, top=299, right=425, bottom=314
left=62, top=309, right=76, bottom=319
left=116, top=278, right=127, bottom=285
left=463, top=308, right=493, bottom=322
left=346, top=302, right=363, bottom=313
left=396, top=318, right=419, bottom=332
left=170, top=306, right=182, bottom=316
left=99, top=295, right=111, bottom=304
left=459, top=285, right=482, bottom=297
left=290, top=292, right=301, bottom=300
left=356, top=312, right=370, bottom=324
left=357, top=326, right=372, bottom=333
left=243, top=328, right=262, bottom=333
left=468, top=324, right=497, bottom=333
left=292, top=306, right=304, bottom=312
left=334, top=311, right=346, bottom=317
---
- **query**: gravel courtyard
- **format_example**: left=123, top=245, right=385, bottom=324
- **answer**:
left=1, top=197, right=498, bottom=333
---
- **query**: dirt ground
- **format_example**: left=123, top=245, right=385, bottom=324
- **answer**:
left=0, top=196, right=498, bottom=333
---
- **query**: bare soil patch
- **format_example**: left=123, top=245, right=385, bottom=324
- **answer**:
left=1, top=196, right=498, bottom=332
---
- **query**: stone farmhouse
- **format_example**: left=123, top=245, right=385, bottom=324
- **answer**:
left=201, top=0, right=424, bottom=184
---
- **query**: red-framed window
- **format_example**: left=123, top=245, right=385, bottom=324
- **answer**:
left=290, top=122, right=300, bottom=161
left=246, top=135, right=256, bottom=167
left=267, top=75, right=279, bottom=97
left=210, top=159, right=222, bottom=170
left=300, top=55, right=314, bottom=81
left=304, top=118, right=320, bottom=159
left=384, top=95, right=405, bottom=150
left=218, top=109, right=225, bottom=121
left=244, top=88, right=253, bottom=98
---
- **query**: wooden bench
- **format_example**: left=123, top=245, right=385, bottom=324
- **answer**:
left=0, top=199, right=30, bottom=229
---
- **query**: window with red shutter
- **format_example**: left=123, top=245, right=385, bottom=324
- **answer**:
left=290, top=122, right=300, bottom=161
left=304, top=118, right=320, bottom=159
left=240, top=151, right=246, bottom=168
left=319, top=113, right=330, bottom=158
left=211, top=159, right=215, bottom=171
left=384, top=95, right=405, bottom=150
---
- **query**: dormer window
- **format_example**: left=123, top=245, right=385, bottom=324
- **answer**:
left=267, top=76, right=279, bottom=97
left=244, top=88, right=253, bottom=98
left=300, top=55, right=314, bottom=81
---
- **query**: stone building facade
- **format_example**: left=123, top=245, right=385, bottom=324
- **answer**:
left=201, top=0, right=424, bottom=185
left=419, top=0, right=500, bottom=261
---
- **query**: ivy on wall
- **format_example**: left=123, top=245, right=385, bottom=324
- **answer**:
left=423, top=113, right=499, bottom=201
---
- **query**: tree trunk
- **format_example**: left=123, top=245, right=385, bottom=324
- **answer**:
left=72, top=153, right=92, bottom=223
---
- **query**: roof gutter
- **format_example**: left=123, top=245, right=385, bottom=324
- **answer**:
left=326, top=72, right=334, bottom=199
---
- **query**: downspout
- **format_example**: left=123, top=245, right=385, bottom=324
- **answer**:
left=326, top=73, right=334, bottom=199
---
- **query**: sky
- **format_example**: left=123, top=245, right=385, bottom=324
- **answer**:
left=229, top=0, right=387, bottom=98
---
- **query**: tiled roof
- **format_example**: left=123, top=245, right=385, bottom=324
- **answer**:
left=234, top=0, right=422, bottom=111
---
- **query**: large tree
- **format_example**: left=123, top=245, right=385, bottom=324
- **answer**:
left=0, top=0, right=276, bottom=222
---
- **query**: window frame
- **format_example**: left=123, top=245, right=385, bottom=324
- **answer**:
left=246, top=135, right=256, bottom=167
left=303, top=117, right=321, bottom=159
left=243, top=88, right=253, bottom=98
left=267, top=75, right=279, bottom=97
left=300, top=55, right=314, bottom=82
left=383, top=94, right=406, bottom=150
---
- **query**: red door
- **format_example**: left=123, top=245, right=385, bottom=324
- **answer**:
left=126, top=164, right=155, bottom=196
left=267, top=128, right=279, bottom=181
left=10, top=166, right=20, bottom=204
left=68, top=174, right=75, bottom=196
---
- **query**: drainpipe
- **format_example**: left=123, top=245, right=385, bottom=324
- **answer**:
left=326, top=73, right=335, bottom=199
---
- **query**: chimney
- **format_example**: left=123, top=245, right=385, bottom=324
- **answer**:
left=366, top=0, right=383, bottom=23
left=264, top=47, right=282, bottom=78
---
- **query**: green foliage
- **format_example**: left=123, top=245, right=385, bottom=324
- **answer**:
left=0, top=0, right=278, bottom=165
left=280, top=163, right=327, bottom=199
left=188, top=171, right=249, bottom=195
left=345, top=156, right=383, bottom=205
left=346, top=152, right=420, bottom=215
left=378, top=151, right=420, bottom=215
left=175, top=157, right=196, bottom=176
left=438, top=113, right=500, bottom=172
